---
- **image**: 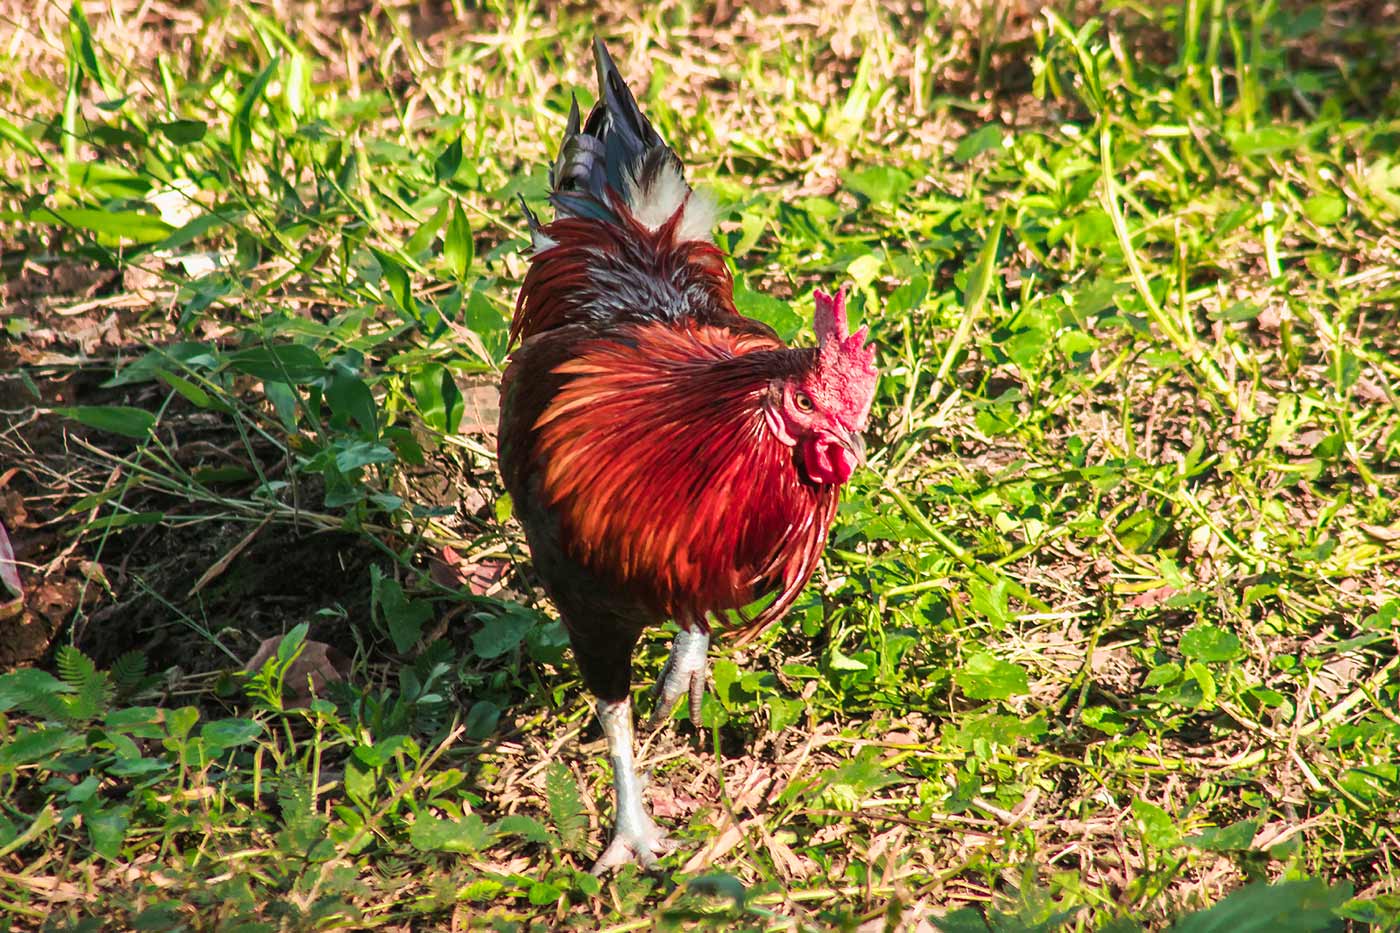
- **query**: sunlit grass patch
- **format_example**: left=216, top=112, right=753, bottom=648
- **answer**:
left=0, top=0, right=1398, bottom=929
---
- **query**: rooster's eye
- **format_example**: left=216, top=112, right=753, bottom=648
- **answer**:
left=793, top=390, right=814, bottom=413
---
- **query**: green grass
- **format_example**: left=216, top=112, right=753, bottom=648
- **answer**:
left=1, top=0, right=1399, bottom=929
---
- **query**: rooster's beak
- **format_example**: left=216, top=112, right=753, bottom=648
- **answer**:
left=838, top=427, right=867, bottom=469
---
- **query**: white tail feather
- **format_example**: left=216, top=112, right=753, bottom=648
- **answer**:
left=624, top=158, right=715, bottom=242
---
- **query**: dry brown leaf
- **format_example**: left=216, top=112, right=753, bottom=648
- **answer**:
left=1360, top=522, right=1400, bottom=543
left=243, top=636, right=350, bottom=708
left=456, top=383, right=500, bottom=437
left=188, top=516, right=270, bottom=598
left=681, top=819, right=747, bottom=873
left=1125, top=585, right=1179, bottom=609
left=429, top=545, right=509, bottom=595
left=762, top=827, right=812, bottom=879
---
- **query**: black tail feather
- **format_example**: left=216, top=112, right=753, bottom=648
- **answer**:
left=537, top=37, right=688, bottom=225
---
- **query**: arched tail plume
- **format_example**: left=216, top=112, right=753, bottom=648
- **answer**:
left=522, top=38, right=715, bottom=249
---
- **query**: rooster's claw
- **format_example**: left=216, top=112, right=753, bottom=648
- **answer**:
left=590, top=815, right=676, bottom=874
left=650, top=628, right=710, bottom=726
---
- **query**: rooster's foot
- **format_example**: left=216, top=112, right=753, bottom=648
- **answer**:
left=651, top=627, right=710, bottom=726
left=591, top=810, right=676, bottom=874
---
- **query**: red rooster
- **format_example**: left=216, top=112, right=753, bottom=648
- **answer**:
left=497, top=39, right=878, bottom=872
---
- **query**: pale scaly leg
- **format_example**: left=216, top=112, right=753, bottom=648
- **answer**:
left=591, top=698, right=675, bottom=874
left=649, top=626, right=709, bottom=726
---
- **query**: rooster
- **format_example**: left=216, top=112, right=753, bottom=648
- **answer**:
left=497, top=39, right=878, bottom=872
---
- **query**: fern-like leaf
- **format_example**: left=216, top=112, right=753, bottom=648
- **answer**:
left=544, top=762, right=587, bottom=854
left=110, top=651, right=148, bottom=690
left=54, top=646, right=112, bottom=721
left=55, top=645, right=96, bottom=690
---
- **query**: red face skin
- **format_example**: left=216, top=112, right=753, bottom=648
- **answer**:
left=764, top=379, right=868, bottom=486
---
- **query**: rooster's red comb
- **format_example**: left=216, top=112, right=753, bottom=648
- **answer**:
left=815, top=286, right=877, bottom=376
left=811, top=285, right=878, bottom=428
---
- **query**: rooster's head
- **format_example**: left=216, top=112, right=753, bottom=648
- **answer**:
left=763, top=286, right=878, bottom=485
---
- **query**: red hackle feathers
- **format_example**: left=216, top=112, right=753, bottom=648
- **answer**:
left=511, top=197, right=736, bottom=344
left=530, top=322, right=838, bottom=639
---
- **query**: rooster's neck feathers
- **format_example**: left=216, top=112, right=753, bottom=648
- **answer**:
left=512, top=204, right=741, bottom=343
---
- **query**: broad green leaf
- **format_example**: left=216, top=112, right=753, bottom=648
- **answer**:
left=0, top=727, right=81, bottom=766
left=157, top=371, right=222, bottom=411
left=232, top=58, right=278, bottom=165
left=30, top=207, right=173, bottom=244
left=344, top=756, right=374, bottom=804
left=0, top=116, right=41, bottom=159
left=1144, top=662, right=1181, bottom=687
left=409, top=813, right=489, bottom=853
left=155, top=119, right=207, bottom=145
left=688, top=873, right=749, bottom=907
left=1302, top=194, right=1344, bottom=226
left=827, top=648, right=868, bottom=672
left=263, top=380, right=299, bottom=431
left=443, top=201, right=473, bottom=279
left=1169, top=878, right=1351, bottom=932
left=967, top=577, right=1010, bottom=628
left=200, top=718, right=262, bottom=753
left=404, top=200, right=450, bottom=257
left=371, top=572, right=432, bottom=654
left=373, top=248, right=414, bottom=318
left=226, top=345, right=325, bottom=384
left=495, top=814, right=552, bottom=845
left=332, top=440, right=394, bottom=472
left=165, top=705, right=199, bottom=740
left=434, top=135, right=463, bottom=183
left=326, top=372, right=377, bottom=434
left=81, top=801, right=131, bottom=861
left=527, top=881, right=563, bottom=905
left=841, top=165, right=913, bottom=207
left=954, top=652, right=1028, bottom=701
left=157, top=210, right=237, bottom=252
left=409, top=363, right=464, bottom=434
left=1208, top=301, right=1262, bottom=322
left=1131, top=798, right=1179, bottom=848
left=84, top=512, right=165, bottom=532
left=1337, top=764, right=1398, bottom=805
left=954, top=712, right=1046, bottom=748
left=67, top=0, right=113, bottom=94
left=1228, top=125, right=1302, bottom=157
left=1179, top=624, right=1242, bottom=662
left=463, top=700, right=500, bottom=739
left=734, top=278, right=801, bottom=341
left=471, top=611, right=534, bottom=660
left=846, top=253, right=883, bottom=290
left=1183, top=819, right=1259, bottom=852
left=1081, top=705, right=1129, bottom=735
left=56, top=406, right=155, bottom=438
left=953, top=124, right=1005, bottom=162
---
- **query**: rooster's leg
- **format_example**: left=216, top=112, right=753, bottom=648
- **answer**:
left=592, top=697, right=675, bottom=874
left=650, top=627, right=710, bottom=726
